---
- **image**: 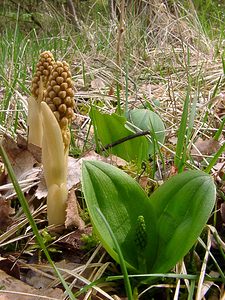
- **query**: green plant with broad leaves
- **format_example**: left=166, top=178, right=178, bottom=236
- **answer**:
left=90, top=107, right=165, bottom=163
left=81, top=160, right=216, bottom=275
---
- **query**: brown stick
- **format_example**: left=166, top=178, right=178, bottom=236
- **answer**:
left=116, top=0, right=126, bottom=66
left=100, top=130, right=151, bottom=152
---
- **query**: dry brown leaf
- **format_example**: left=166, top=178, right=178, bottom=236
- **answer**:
left=0, top=258, right=20, bottom=279
left=200, top=271, right=220, bottom=299
left=0, top=162, right=7, bottom=186
left=58, top=227, right=92, bottom=252
left=108, top=85, right=114, bottom=96
left=138, top=176, right=149, bottom=189
left=191, top=137, right=221, bottom=161
left=220, top=202, right=225, bottom=224
left=0, top=198, right=13, bottom=231
left=27, top=143, right=42, bottom=163
left=1, top=134, right=41, bottom=192
left=108, top=154, right=127, bottom=167
left=0, top=269, right=64, bottom=300
left=168, top=136, right=178, bottom=145
left=65, top=189, right=85, bottom=229
left=139, top=83, right=165, bottom=99
left=0, top=296, right=9, bottom=300
left=91, top=77, right=105, bottom=90
left=214, top=92, right=225, bottom=119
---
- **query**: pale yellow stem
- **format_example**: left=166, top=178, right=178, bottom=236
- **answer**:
left=27, top=77, right=44, bottom=147
left=27, top=96, right=43, bottom=147
left=41, top=102, right=67, bottom=188
left=41, top=101, right=68, bottom=225
left=47, top=183, right=68, bottom=225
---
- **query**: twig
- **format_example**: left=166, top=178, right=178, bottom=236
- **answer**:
left=66, top=0, right=81, bottom=31
left=99, top=130, right=151, bottom=152
left=116, top=0, right=126, bottom=66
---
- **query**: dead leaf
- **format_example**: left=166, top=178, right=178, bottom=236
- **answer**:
left=91, top=78, right=105, bottom=90
left=214, top=92, right=225, bottom=119
left=108, top=85, right=114, bottom=96
left=138, top=176, right=149, bottom=189
left=0, top=296, right=9, bottom=300
left=0, top=162, right=7, bottom=186
left=16, top=134, right=27, bottom=150
left=200, top=271, right=220, bottom=299
left=0, top=269, right=64, bottom=300
left=108, top=154, right=127, bottom=167
left=220, top=202, right=225, bottom=224
left=27, top=143, right=42, bottom=163
left=191, top=137, right=221, bottom=161
left=0, top=258, right=20, bottom=279
left=58, top=227, right=92, bottom=252
left=1, top=134, right=41, bottom=195
left=213, top=162, right=225, bottom=179
left=65, top=189, right=85, bottom=229
left=168, top=136, right=178, bottom=145
left=0, top=198, right=13, bottom=231
left=139, top=83, right=165, bottom=99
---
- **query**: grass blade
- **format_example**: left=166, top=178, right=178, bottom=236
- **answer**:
left=174, top=90, right=190, bottom=172
left=204, top=142, right=225, bottom=174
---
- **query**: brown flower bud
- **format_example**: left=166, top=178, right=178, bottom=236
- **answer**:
left=56, top=77, right=64, bottom=85
left=58, top=91, right=67, bottom=99
left=61, top=82, right=68, bottom=90
left=44, top=60, right=76, bottom=148
left=31, top=51, right=55, bottom=99
left=58, top=104, right=67, bottom=114
left=53, top=85, right=61, bottom=93
left=48, top=103, right=56, bottom=112
left=53, top=97, right=62, bottom=106
left=49, top=90, right=56, bottom=99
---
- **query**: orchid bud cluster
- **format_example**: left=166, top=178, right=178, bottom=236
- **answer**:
left=28, top=51, right=76, bottom=225
left=31, top=51, right=55, bottom=99
left=44, top=61, right=75, bottom=150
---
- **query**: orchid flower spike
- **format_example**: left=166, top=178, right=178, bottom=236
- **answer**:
left=27, top=51, right=55, bottom=147
left=41, top=60, right=75, bottom=225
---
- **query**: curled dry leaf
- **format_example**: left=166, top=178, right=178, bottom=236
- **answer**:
left=199, top=271, right=221, bottom=299
left=0, top=258, right=20, bottom=280
left=191, top=137, right=221, bottom=161
left=65, top=188, right=85, bottom=229
left=214, top=92, right=225, bottom=119
left=58, top=227, right=92, bottom=252
left=25, top=260, right=79, bottom=290
left=0, top=269, right=64, bottom=300
left=220, top=202, right=225, bottom=224
left=1, top=134, right=41, bottom=191
left=91, top=77, right=106, bottom=90
left=0, top=198, right=13, bottom=231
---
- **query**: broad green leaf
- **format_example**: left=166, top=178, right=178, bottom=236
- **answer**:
left=90, top=107, right=149, bottom=162
left=82, top=160, right=216, bottom=274
left=150, top=170, right=216, bottom=272
left=82, top=160, right=158, bottom=272
left=128, top=109, right=165, bottom=155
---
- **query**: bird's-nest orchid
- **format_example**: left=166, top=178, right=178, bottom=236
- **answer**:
left=27, top=51, right=55, bottom=147
left=41, top=60, right=75, bottom=225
